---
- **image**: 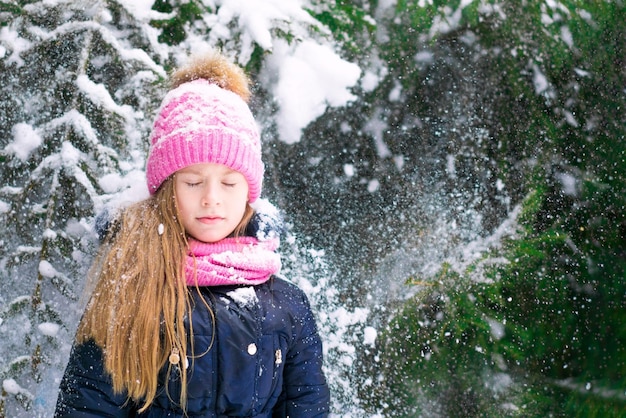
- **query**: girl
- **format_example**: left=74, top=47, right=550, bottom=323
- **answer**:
left=55, top=52, right=330, bottom=417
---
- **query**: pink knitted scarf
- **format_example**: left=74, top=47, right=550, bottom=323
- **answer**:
left=185, top=237, right=281, bottom=287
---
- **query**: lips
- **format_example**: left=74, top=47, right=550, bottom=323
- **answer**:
left=197, top=215, right=224, bottom=224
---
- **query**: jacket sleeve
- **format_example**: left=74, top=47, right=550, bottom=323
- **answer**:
left=54, top=339, right=136, bottom=417
left=278, top=287, right=331, bottom=417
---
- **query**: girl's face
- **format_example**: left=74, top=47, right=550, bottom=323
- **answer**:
left=175, top=163, right=249, bottom=243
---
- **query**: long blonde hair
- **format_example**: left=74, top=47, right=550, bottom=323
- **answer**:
left=77, top=176, right=254, bottom=412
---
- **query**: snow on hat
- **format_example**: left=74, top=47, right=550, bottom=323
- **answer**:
left=145, top=53, right=263, bottom=202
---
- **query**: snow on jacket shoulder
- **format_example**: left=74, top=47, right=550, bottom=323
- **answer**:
left=55, top=277, right=330, bottom=417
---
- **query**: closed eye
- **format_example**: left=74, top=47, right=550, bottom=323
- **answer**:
left=186, top=182, right=202, bottom=188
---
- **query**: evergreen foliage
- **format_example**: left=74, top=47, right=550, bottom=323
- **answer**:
left=0, top=2, right=165, bottom=414
left=371, top=1, right=626, bottom=416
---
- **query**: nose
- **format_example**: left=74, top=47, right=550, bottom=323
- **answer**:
left=201, top=183, right=221, bottom=206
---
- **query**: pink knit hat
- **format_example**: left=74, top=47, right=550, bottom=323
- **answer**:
left=145, top=56, right=263, bottom=202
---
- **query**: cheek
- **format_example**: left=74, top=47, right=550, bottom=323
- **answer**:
left=174, top=191, right=191, bottom=216
left=238, top=190, right=249, bottom=208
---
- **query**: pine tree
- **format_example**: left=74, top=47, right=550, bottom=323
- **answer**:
left=0, top=1, right=168, bottom=414
left=371, top=1, right=626, bottom=416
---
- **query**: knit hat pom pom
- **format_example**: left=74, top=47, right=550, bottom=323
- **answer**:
left=170, top=52, right=251, bottom=102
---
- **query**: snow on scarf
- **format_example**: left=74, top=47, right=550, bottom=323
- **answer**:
left=185, top=236, right=281, bottom=286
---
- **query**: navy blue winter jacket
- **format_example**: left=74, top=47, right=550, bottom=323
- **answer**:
left=55, top=277, right=330, bottom=417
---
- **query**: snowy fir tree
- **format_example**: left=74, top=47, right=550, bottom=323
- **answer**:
left=1, top=1, right=625, bottom=417
left=0, top=1, right=164, bottom=414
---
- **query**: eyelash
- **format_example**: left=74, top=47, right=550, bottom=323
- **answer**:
left=185, top=182, right=236, bottom=188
